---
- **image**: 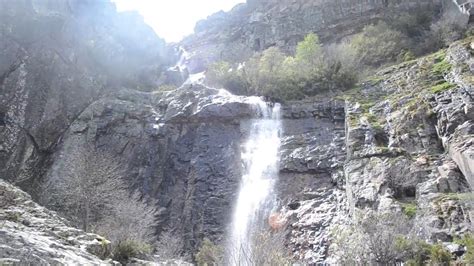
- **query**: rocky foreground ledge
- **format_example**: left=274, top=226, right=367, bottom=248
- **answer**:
left=0, top=179, right=110, bottom=265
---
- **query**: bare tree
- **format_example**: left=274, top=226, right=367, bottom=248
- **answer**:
left=227, top=229, right=293, bottom=266
left=155, top=229, right=183, bottom=261
left=41, top=146, right=128, bottom=232
left=41, top=145, right=157, bottom=243
left=330, top=210, right=411, bottom=265
left=41, top=145, right=159, bottom=262
left=95, top=190, right=157, bottom=245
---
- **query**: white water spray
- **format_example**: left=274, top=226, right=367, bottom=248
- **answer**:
left=228, top=98, right=282, bottom=265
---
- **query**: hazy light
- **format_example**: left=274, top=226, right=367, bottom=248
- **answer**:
left=112, top=0, right=245, bottom=43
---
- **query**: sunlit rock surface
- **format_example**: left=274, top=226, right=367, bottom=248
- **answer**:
left=0, top=179, right=109, bottom=265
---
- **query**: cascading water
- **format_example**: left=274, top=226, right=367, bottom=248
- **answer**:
left=172, top=49, right=283, bottom=263
left=171, top=46, right=206, bottom=86
left=228, top=98, right=282, bottom=265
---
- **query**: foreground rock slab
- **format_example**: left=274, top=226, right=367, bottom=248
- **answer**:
left=0, top=180, right=109, bottom=265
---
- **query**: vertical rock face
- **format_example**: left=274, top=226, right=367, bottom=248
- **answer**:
left=180, top=0, right=443, bottom=72
left=0, top=0, right=171, bottom=191
left=48, top=85, right=258, bottom=254
left=341, top=38, right=473, bottom=256
left=277, top=100, right=347, bottom=262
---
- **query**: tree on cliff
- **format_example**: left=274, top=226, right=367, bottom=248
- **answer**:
left=41, top=146, right=157, bottom=257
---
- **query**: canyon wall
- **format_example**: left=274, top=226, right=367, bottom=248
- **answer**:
left=180, top=0, right=444, bottom=73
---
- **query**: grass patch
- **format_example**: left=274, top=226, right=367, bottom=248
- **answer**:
left=430, top=50, right=452, bottom=79
left=454, top=234, right=474, bottom=264
left=112, top=240, right=152, bottom=264
left=429, top=82, right=456, bottom=94
left=401, top=203, right=417, bottom=218
left=366, top=76, right=385, bottom=85
left=5, top=212, right=21, bottom=222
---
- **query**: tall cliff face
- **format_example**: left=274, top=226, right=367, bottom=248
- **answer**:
left=180, top=0, right=443, bottom=73
left=0, top=0, right=172, bottom=192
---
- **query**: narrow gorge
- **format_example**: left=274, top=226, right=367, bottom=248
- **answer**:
left=1, top=0, right=474, bottom=265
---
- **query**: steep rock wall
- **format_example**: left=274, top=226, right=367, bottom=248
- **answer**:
left=180, top=0, right=443, bottom=73
left=0, top=0, right=171, bottom=193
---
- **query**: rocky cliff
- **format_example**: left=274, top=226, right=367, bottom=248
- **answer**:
left=279, top=37, right=474, bottom=263
left=0, top=0, right=473, bottom=264
left=180, top=0, right=445, bottom=73
left=0, top=0, right=172, bottom=194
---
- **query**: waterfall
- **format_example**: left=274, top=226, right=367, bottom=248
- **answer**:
left=228, top=98, right=282, bottom=265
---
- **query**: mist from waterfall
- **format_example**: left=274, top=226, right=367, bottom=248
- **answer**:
left=228, top=98, right=282, bottom=265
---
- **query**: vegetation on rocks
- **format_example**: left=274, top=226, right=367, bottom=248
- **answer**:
left=207, top=33, right=357, bottom=101
left=206, top=6, right=469, bottom=101
left=401, top=202, right=418, bottom=219
left=195, top=238, right=223, bottom=266
left=40, top=146, right=157, bottom=263
left=331, top=211, right=458, bottom=265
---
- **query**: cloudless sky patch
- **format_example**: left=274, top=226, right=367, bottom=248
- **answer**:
left=112, top=0, right=246, bottom=43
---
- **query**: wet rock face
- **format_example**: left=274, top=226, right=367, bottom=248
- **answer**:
left=180, top=0, right=442, bottom=71
left=0, top=0, right=473, bottom=264
left=432, top=42, right=474, bottom=186
left=48, top=85, right=261, bottom=255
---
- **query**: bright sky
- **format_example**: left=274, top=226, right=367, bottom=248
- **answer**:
left=112, top=0, right=246, bottom=43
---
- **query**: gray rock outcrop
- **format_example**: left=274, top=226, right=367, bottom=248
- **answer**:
left=0, top=179, right=110, bottom=265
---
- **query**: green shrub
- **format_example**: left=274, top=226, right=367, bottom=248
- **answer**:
left=5, top=211, right=21, bottom=222
left=112, top=240, right=152, bottom=264
left=206, top=33, right=357, bottom=101
left=429, top=244, right=452, bottom=264
left=350, top=22, right=409, bottom=67
left=206, top=61, right=249, bottom=95
left=295, top=33, right=323, bottom=74
left=401, top=203, right=417, bottom=218
left=396, top=237, right=445, bottom=265
left=396, top=237, right=428, bottom=265
left=429, top=82, right=456, bottom=94
left=431, top=57, right=452, bottom=77
left=455, top=234, right=474, bottom=264
left=195, top=238, right=222, bottom=266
